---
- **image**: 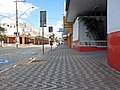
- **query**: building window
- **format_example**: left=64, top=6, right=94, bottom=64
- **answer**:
left=7, top=25, right=9, bottom=27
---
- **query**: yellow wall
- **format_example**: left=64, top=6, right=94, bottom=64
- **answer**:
left=63, top=16, right=73, bottom=47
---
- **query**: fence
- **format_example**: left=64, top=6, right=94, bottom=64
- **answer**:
left=79, top=40, right=107, bottom=47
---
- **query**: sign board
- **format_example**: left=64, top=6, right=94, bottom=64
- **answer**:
left=40, top=11, right=46, bottom=27
left=63, top=16, right=72, bottom=28
left=57, top=28, right=64, bottom=32
left=24, top=28, right=32, bottom=32
left=48, top=26, right=53, bottom=32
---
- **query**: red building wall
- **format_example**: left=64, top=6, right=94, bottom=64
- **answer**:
left=108, top=31, right=120, bottom=72
left=73, top=40, right=107, bottom=52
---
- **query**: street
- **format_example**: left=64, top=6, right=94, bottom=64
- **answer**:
left=0, top=45, right=119, bottom=90
left=0, top=45, right=55, bottom=70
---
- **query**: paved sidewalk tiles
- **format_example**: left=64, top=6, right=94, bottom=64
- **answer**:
left=0, top=45, right=120, bottom=90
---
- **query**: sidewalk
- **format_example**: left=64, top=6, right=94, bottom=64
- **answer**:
left=0, top=45, right=120, bottom=90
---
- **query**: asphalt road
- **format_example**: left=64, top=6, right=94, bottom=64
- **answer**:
left=0, top=45, right=55, bottom=71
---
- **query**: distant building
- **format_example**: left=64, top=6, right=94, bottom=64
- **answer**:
left=0, top=22, right=49, bottom=46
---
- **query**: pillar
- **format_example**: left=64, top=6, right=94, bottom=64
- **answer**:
left=107, top=0, right=120, bottom=72
left=22, top=35, right=25, bottom=46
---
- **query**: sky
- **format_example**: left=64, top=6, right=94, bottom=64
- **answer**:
left=0, top=0, right=64, bottom=38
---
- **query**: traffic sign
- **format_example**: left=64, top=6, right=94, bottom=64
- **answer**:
left=40, top=11, right=46, bottom=27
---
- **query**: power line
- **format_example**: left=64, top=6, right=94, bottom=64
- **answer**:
left=0, top=14, right=15, bottom=20
left=48, top=18, right=62, bottom=19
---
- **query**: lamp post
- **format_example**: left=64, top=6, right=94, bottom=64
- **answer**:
left=18, top=7, right=34, bottom=19
left=15, top=0, right=19, bottom=48
left=15, top=0, right=34, bottom=48
left=15, top=0, right=26, bottom=48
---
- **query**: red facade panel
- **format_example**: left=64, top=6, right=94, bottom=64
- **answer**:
left=108, top=31, right=120, bottom=72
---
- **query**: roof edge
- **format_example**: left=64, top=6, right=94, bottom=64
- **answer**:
left=65, top=0, right=70, bottom=11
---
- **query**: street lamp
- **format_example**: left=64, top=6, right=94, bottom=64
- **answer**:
left=15, top=0, right=34, bottom=48
left=18, top=7, right=34, bottom=19
left=15, top=0, right=19, bottom=48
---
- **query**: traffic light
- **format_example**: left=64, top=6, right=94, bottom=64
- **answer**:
left=48, top=26, right=53, bottom=32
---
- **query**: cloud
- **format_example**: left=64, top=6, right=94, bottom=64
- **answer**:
left=0, top=0, right=38, bottom=22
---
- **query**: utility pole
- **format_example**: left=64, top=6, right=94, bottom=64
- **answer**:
left=15, top=0, right=26, bottom=48
left=40, top=11, right=46, bottom=54
left=38, top=28, right=40, bottom=45
left=42, top=26, right=44, bottom=54
left=15, top=0, right=18, bottom=48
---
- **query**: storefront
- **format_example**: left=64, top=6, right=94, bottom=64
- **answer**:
left=65, top=0, right=120, bottom=72
left=65, top=0, right=107, bottom=51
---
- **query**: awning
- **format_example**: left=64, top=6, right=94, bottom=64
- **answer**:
left=66, top=0, right=107, bottom=22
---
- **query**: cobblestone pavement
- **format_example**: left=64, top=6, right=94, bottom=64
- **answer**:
left=0, top=45, right=120, bottom=90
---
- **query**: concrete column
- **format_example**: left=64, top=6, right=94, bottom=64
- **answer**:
left=22, top=35, right=25, bottom=46
left=7, top=37, right=9, bottom=43
left=34, top=38, right=35, bottom=44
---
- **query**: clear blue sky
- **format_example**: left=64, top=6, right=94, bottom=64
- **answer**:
left=26, top=0, right=64, bottom=28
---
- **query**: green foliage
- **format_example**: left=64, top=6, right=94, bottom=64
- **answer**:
left=0, top=34, right=7, bottom=41
left=81, top=16, right=106, bottom=40
left=35, top=36, right=42, bottom=39
left=0, top=26, right=7, bottom=41
left=35, top=36, right=48, bottom=40
left=82, top=17, right=98, bottom=33
left=0, top=26, right=5, bottom=32
left=49, top=34, right=55, bottom=42
left=55, top=37, right=58, bottom=42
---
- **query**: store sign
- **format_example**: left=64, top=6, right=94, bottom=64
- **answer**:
left=24, top=28, right=32, bottom=32
left=58, top=28, right=64, bottom=32
left=63, top=16, right=72, bottom=28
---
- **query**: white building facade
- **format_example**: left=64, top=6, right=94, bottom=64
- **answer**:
left=0, top=22, right=49, bottom=46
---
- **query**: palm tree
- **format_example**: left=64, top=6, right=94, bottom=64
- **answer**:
left=0, top=26, right=7, bottom=47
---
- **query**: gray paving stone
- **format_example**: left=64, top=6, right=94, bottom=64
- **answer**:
left=0, top=45, right=120, bottom=90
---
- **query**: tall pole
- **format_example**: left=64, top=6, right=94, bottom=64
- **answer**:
left=16, top=0, right=19, bottom=48
left=42, top=11, right=44, bottom=54
left=15, top=0, right=26, bottom=48
left=40, top=11, right=46, bottom=55
left=42, top=26, right=44, bottom=54
left=38, top=28, right=40, bottom=45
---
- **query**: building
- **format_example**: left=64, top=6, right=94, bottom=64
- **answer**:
left=0, top=22, right=49, bottom=46
left=64, top=0, right=120, bottom=72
